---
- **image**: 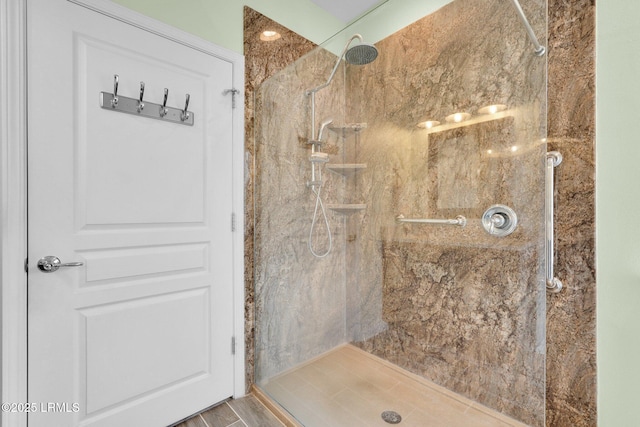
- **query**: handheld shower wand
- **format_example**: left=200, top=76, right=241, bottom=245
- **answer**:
left=307, top=118, right=334, bottom=258
left=305, top=35, right=378, bottom=258
left=306, top=34, right=378, bottom=145
left=317, top=118, right=334, bottom=142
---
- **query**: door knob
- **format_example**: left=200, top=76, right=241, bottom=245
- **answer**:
left=37, top=256, right=84, bottom=273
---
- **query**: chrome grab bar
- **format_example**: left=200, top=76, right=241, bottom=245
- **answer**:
left=546, top=151, right=563, bottom=293
left=395, top=214, right=467, bottom=227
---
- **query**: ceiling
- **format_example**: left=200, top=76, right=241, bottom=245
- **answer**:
left=309, top=0, right=385, bottom=23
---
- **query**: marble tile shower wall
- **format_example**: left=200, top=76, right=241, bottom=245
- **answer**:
left=243, top=7, right=318, bottom=389
left=254, top=48, right=349, bottom=381
left=545, top=0, right=596, bottom=424
left=246, top=0, right=596, bottom=424
left=345, top=0, right=547, bottom=425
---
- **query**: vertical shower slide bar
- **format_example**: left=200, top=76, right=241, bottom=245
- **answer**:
left=546, top=151, right=563, bottom=293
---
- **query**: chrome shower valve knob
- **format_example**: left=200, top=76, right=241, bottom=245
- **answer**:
left=482, top=205, right=518, bottom=237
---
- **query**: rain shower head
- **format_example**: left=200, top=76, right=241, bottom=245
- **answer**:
left=345, top=43, right=378, bottom=65
left=306, top=34, right=378, bottom=95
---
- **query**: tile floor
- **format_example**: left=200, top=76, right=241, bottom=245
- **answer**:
left=171, top=395, right=284, bottom=427
left=260, top=344, right=528, bottom=427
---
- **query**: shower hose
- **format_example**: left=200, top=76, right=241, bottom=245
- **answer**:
left=308, top=184, right=332, bottom=258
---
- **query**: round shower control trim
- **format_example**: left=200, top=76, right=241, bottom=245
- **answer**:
left=481, top=205, right=518, bottom=237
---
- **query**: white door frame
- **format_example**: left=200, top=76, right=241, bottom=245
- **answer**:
left=0, top=1, right=245, bottom=426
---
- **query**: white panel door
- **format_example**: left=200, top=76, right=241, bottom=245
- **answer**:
left=27, top=1, right=236, bottom=426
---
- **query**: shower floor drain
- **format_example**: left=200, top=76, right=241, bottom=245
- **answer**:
left=381, top=410, right=402, bottom=424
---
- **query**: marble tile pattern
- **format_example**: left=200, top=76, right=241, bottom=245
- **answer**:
left=262, top=345, right=528, bottom=427
left=343, top=0, right=546, bottom=424
left=252, top=0, right=548, bottom=423
left=545, top=0, right=596, bottom=425
left=253, top=44, right=351, bottom=381
left=245, top=0, right=596, bottom=424
left=243, top=7, right=317, bottom=390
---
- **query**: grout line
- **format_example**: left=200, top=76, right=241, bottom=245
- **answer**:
left=225, top=402, right=249, bottom=427
left=198, top=414, right=211, bottom=427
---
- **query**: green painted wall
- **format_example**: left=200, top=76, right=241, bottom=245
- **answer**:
left=110, top=0, right=640, bottom=424
left=331, top=0, right=452, bottom=45
left=109, top=0, right=344, bottom=53
left=316, top=0, right=452, bottom=55
left=596, top=2, right=640, bottom=425
left=110, top=0, right=453, bottom=54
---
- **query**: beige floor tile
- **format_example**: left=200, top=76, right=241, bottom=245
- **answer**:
left=263, top=345, right=526, bottom=427
left=290, top=363, right=349, bottom=397
left=333, top=387, right=414, bottom=427
left=265, top=377, right=356, bottom=427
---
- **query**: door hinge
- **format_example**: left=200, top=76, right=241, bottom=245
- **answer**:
left=231, top=212, right=236, bottom=232
left=223, top=88, right=239, bottom=109
left=24, top=258, right=29, bottom=273
left=231, top=336, right=236, bottom=355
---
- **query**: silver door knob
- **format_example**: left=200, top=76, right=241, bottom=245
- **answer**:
left=37, top=256, right=84, bottom=273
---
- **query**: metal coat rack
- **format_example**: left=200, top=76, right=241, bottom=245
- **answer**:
left=100, top=74, right=194, bottom=126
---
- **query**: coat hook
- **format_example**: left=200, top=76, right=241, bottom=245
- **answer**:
left=137, top=81, right=145, bottom=112
left=159, top=88, right=169, bottom=117
left=111, top=74, right=119, bottom=108
left=181, top=93, right=190, bottom=121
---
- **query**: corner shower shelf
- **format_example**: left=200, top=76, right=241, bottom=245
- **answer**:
left=327, top=204, right=366, bottom=215
left=328, top=123, right=367, bottom=137
left=326, top=163, right=367, bottom=177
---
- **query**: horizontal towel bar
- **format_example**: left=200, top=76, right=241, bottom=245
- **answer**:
left=395, top=214, right=467, bottom=227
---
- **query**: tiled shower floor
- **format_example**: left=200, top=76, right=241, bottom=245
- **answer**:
left=261, top=344, right=527, bottom=427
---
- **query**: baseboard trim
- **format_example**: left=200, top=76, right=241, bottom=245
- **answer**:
left=250, top=384, right=303, bottom=427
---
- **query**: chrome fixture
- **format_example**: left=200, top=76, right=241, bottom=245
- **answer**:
left=306, top=34, right=378, bottom=97
left=100, top=74, right=195, bottom=126
left=482, top=204, right=518, bottom=236
left=180, top=93, right=190, bottom=122
left=137, top=81, right=145, bottom=112
left=307, top=118, right=334, bottom=186
left=381, top=410, right=402, bottom=424
left=37, top=256, right=84, bottom=273
left=508, top=0, right=546, bottom=56
left=306, top=34, right=378, bottom=144
left=159, top=88, right=169, bottom=117
left=309, top=152, right=329, bottom=163
left=395, top=214, right=467, bottom=227
left=304, top=35, right=378, bottom=258
left=307, top=118, right=334, bottom=258
left=546, top=151, right=563, bottom=293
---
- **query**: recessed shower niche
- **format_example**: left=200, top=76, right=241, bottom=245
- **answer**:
left=254, top=0, right=547, bottom=425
